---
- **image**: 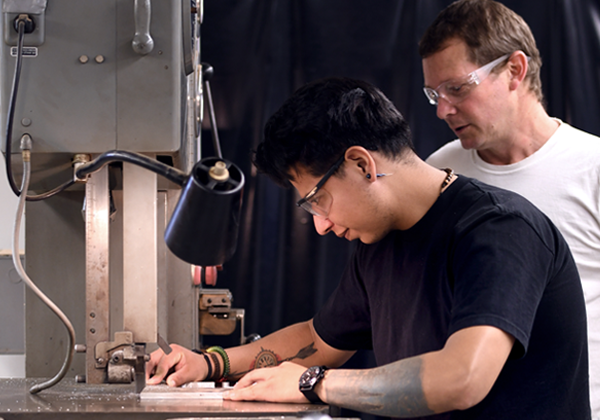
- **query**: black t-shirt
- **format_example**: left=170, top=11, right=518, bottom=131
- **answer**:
left=313, top=176, right=590, bottom=419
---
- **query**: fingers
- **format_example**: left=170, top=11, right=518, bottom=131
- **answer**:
left=223, top=363, right=308, bottom=403
left=164, top=359, right=192, bottom=387
left=145, top=346, right=183, bottom=385
left=146, top=344, right=210, bottom=387
left=145, top=348, right=165, bottom=381
left=232, top=369, right=262, bottom=390
left=224, top=378, right=259, bottom=401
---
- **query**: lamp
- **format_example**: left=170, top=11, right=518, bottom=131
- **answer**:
left=75, top=150, right=244, bottom=266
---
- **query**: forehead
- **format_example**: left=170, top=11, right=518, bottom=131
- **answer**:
left=422, top=39, right=478, bottom=88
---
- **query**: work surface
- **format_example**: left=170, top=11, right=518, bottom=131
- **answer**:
left=0, top=378, right=335, bottom=420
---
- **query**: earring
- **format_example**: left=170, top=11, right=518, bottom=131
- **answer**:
left=366, top=174, right=372, bottom=179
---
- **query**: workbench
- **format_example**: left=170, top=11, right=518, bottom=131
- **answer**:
left=0, top=378, right=338, bottom=420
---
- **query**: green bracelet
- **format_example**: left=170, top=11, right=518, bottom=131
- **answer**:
left=206, top=346, right=230, bottom=380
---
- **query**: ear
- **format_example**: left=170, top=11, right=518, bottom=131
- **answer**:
left=344, top=146, right=377, bottom=182
left=507, top=51, right=528, bottom=91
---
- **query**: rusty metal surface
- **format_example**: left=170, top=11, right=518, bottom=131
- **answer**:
left=0, top=378, right=332, bottom=419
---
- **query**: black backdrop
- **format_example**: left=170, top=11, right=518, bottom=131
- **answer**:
left=199, top=0, right=600, bottom=376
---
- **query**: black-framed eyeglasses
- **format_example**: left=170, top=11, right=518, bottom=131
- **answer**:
left=296, top=154, right=346, bottom=217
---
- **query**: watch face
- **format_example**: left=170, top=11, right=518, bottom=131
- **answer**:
left=299, top=366, right=323, bottom=389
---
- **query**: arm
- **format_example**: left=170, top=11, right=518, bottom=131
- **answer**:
left=319, top=325, right=514, bottom=417
left=146, top=319, right=354, bottom=386
left=225, top=325, right=514, bottom=418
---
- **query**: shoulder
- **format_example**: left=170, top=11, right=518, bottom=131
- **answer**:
left=555, top=122, right=600, bottom=148
left=451, top=179, right=564, bottom=246
left=426, top=140, right=470, bottom=168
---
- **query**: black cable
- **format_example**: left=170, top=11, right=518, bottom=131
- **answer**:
left=2, top=17, right=80, bottom=201
left=4, top=19, right=25, bottom=196
left=75, top=150, right=188, bottom=187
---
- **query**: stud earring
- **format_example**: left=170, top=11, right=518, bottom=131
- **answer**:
left=367, top=173, right=390, bottom=179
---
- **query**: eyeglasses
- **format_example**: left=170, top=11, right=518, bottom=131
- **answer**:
left=423, top=53, right=511, bottom=106
left=296, top=154, right=346, bottom=217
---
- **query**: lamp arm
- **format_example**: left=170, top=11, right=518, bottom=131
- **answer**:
left=75, top=150, right=188, bottom=186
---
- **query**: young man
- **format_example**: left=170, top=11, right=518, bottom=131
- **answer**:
left=147, top=77, right=590, bottom=419
left=420, top=1, right=600, bottom=416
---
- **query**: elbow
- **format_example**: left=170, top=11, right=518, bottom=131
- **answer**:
left=445, top=367, right=492, bottom=411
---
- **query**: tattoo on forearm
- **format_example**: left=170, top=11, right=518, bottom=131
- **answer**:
left=229, top=342, right=320, bottom=378
left=327, top=356, right=434, bottom=418
left=285, top=342, right=318, bottom=361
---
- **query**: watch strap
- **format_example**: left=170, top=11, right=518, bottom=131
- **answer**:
left=299, top=365, right=327, bottom=404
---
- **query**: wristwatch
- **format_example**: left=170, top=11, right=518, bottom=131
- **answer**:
left=299, top=365, right=328, bottom=404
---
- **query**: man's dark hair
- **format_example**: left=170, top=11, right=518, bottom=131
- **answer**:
left=253, top=77, right=414, bottom=187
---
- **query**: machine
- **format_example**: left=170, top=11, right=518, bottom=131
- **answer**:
left=0, top=0, right=249, bottom=395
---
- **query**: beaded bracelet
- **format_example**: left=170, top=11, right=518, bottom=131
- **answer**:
left=206, top=346, right=230, bottom=380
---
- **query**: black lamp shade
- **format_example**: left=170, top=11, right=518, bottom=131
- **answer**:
left=165, top=157, right=244, bottom=266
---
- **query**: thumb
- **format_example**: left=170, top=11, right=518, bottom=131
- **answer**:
left=166, top=370, right=186, bottom=387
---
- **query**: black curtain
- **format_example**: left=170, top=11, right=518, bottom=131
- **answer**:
left=199, top=0, right=600, bottom=379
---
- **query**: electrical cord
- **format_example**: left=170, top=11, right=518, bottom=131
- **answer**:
left=75, top=150, right=188, bottom=186
left=12, top=136, right=75, bottom=394
left=4, top=18, right=25, bottom=196
left=3, top=17, right=76, bottom=201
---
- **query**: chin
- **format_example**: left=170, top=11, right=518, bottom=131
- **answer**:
left=359, top=232, right=386, bottom=245
left=458, top=136, right=482, bottom=151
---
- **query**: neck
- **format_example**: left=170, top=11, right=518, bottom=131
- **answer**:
left=477, top=102, right=559, bottom=165
left=388, top=160, right=451, bottom=230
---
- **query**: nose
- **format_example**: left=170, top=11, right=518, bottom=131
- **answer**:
left=435, top=96, right=457, bottom=120
left=313, top=214, right=334, bottom=235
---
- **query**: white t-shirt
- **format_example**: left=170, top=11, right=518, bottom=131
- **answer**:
left=427, top=120, right=600, bottom=417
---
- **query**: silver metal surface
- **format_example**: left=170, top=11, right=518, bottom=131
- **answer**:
left=85, top=166, right=110, bottom=384
left=122, top=161, right=158, bottom=343
left=0, top=378, right=333, bottom=419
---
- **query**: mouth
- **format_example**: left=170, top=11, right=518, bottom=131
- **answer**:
left=452, top=124, right=468, bottom=134
left=337, top=229, right=350, bottom=240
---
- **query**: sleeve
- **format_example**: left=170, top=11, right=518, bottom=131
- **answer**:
left=448, top=210, right=555, bottom=358
left=313, top=247, right=374, bottom=351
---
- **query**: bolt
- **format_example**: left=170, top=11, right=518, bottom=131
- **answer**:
left=96, top=357, right=105, bottom=364
left=95, top=55, right=105, bottom=63
left=79, top=55, right=89, bottom=64
left=90, top=328, right=96, bottom=334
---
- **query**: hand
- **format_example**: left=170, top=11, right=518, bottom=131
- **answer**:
left=145, top=343, right=207, bottom=387
left=223, top=361, right=310, bottom=403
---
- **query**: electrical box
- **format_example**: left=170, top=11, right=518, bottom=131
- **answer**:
left=0, top=0, right=192, bottom=171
